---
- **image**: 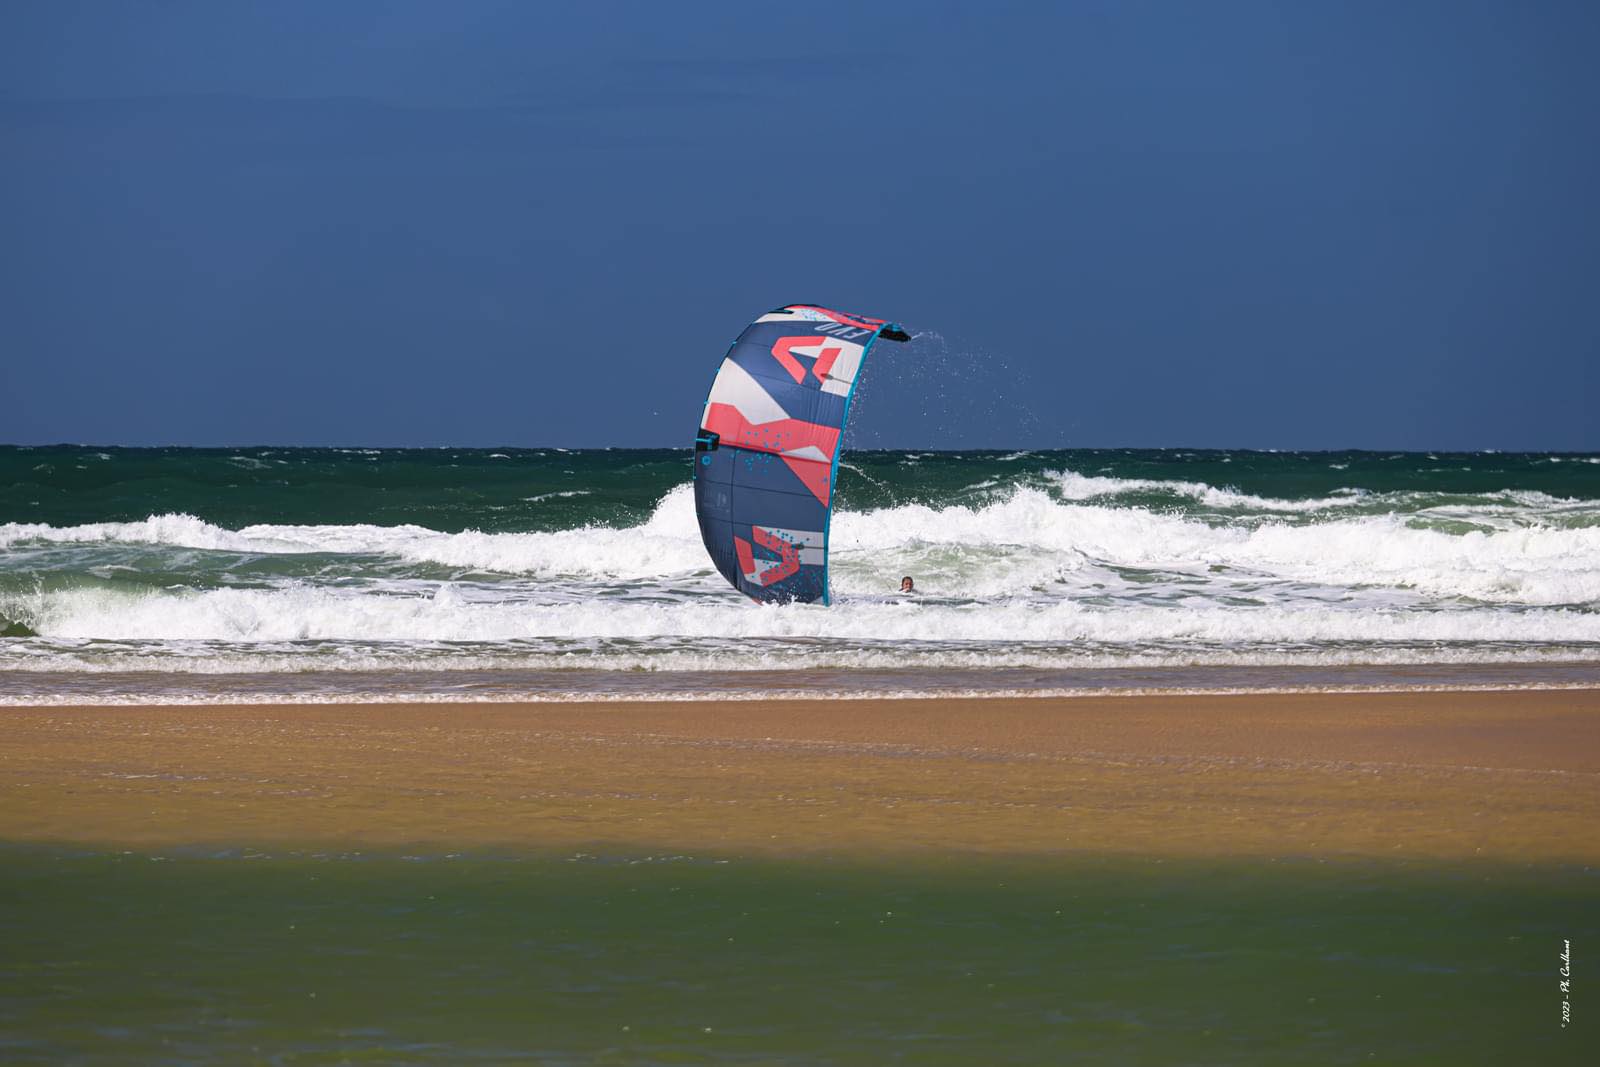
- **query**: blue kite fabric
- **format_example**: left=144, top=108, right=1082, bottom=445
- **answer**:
left=693, top=303, right=908, bottom=604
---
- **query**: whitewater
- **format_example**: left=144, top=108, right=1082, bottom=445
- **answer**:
left=2, top=446, right=1598, bottom=703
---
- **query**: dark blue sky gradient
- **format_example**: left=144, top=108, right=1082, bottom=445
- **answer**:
left=3, top=1, right=1596, bottom=449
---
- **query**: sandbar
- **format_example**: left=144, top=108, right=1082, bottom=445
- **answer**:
left=2, top=689, right=1596, bottom=862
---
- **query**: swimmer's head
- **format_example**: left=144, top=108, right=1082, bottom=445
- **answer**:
left=900, top=576, right=914, bottom=592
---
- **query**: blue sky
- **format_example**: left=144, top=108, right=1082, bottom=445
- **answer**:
left=2, top=1, right=1596, bottom=449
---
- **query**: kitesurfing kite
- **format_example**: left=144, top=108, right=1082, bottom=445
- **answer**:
left=693, top=303, right=910, bottom=604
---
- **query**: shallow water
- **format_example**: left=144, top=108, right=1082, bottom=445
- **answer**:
left=0, top=846, right=1592, bottom=1064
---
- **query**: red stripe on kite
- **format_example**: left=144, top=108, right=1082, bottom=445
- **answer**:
left=781, top=454, right=833, bottom=506
left=702, top=403, right=840, bottom=464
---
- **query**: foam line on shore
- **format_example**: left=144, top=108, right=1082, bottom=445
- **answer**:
left=2, top=681, right=1596, bottom=708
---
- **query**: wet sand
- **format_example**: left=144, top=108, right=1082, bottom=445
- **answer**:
left=2, top=689, right=1597, bottom=861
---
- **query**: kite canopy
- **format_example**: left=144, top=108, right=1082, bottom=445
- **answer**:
left=693, top=303, right=908, bottom=604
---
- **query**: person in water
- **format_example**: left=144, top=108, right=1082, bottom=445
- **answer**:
left=900, top=576, right=915, bottom=593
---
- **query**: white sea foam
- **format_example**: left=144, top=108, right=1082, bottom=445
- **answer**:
left=523, top=490, right=592, bottom=503
left=4, top=638, right=1595, bottom=677
left=1046, top=468, right=1587, bottom=515
left=5, top=481, right=1600, bottom=607
left=1048, top=468, right=1365, bottom=512
left=3, top=682, right=1596, bottom=708
left=0, top=489, right=708, bottom=580
left=833, top=488, right=1600, bottom=605
left=5, top=581, right=1599, bottom=649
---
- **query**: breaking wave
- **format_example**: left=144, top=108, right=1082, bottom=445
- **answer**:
left=4, top=454, right=1598, bottom=694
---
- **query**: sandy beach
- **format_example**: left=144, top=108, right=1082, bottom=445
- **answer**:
left=4, top=688, right=1597, bottom=862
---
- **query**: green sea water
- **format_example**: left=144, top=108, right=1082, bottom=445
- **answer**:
left=5, top=445, right=1599, bottom=532
left=0, top=846, right=1593, bottom=1064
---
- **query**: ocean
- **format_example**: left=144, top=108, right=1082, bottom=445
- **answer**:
left=2, top=444, right=1598, bottom=704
